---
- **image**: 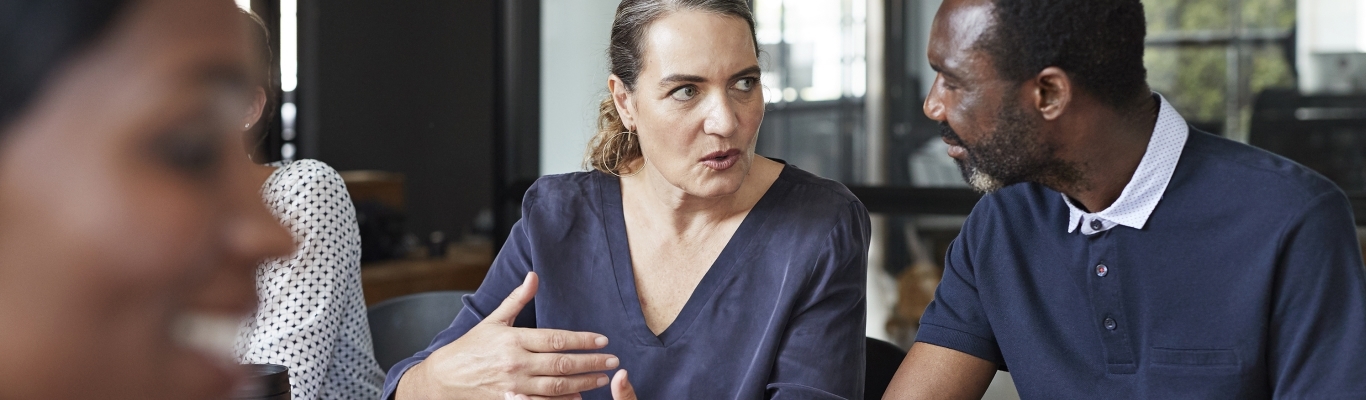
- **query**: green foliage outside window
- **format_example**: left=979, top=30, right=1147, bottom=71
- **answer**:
left=1141, top=0, right=1296, bottom=133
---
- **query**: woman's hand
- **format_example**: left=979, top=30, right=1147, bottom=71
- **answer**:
left=396, top=272, right=619, bottom=399
left=508, top=369, right=636, bottom=400
left=610, top=369, right=637, bottom=400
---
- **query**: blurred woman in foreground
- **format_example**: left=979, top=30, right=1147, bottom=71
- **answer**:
left=388, top=0, right=869, bottom=399
left=0, top=0, right=293, bottom=398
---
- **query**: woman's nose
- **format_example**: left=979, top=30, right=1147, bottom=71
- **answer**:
left=226, top=163, right=294, bottom=267
left=703, top=94, right=739, bottom=138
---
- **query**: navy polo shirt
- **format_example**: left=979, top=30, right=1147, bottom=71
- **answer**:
left=917, top=130, right=1366, bottom=398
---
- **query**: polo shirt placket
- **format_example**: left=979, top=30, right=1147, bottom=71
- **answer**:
left=1084, top=230, right=1136, bottom=374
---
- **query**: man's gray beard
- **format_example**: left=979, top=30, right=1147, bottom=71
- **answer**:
left=966, top=167, right=1005, bottom=193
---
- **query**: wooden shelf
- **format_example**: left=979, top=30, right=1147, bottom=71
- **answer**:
left=361, top=239, right=494, bottom=306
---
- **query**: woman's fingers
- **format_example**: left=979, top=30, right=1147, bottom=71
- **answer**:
left=515, top=373, right=611, bottom=397
left=517, top=328, right=610, bottom=353
left=486, top=272, right=539, bottom=326
left=611, top=369, right=637, bottom=400
left=524, top=352, right=620, bottom=376
left=515, top=394, right=582, bottom=400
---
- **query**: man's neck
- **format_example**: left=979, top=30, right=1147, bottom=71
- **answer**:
left=1055, top=95, right=1160, bottom=213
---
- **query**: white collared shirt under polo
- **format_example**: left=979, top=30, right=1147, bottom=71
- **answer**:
left=1063, top=94, right=1189, bottom=235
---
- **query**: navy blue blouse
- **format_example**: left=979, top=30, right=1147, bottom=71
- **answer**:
left=383, top=165, right=870, bottom=399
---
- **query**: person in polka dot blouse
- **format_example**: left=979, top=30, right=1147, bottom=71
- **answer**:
left=230, top=9, right=385, bottom=399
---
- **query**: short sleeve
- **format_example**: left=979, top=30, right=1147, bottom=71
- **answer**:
left=914, top=206, right=1005, bottom=368
left=1267, top=190, right=1366, bottom=398
left=766, top=201, right=870, bottom=400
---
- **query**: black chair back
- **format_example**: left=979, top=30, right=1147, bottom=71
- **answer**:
left=866, top=337, right=907, bottom=400
left=367, top=291, right=471, bottom=372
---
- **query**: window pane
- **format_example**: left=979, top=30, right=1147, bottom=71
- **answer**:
left=1250, top=45, right=1296, bottom=94
left=1242, top=0, right=1296, bottom=30
left=1145, top=0, right=1233, bottom=34
left=1145, top=47, right=1228, bottom=125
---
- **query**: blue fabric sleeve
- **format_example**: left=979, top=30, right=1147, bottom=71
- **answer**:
left=1268, top=190, right=1366, bottom=399
left=914, top=205, right=1005, bottom=368
left=380, top=215, right=539, bottom=399
left=766, top=201, right=870, bottom=400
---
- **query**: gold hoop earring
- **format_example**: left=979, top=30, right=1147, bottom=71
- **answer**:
left=605, top=130, right=643, bottom=178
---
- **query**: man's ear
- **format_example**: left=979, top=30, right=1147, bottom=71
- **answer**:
left=1032, top=67, right=1071, bottom=121
left=608, top=75, right=636, bottom=130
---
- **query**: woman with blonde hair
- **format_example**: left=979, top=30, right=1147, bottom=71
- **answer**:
left=386, top=1, right=869, bottom=399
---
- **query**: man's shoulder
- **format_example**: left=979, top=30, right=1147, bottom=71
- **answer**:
left=969, top=182, right=1064, bottom=225
left=1179, top=130, right=1343, bottom=206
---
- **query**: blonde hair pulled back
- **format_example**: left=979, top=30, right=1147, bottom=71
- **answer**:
left=583, top=0, right=759, bottom=175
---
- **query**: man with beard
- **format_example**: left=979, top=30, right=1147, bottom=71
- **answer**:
left=882, top=0, right=1366, bottom=399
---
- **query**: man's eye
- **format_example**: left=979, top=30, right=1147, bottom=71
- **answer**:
left=733, top=78, right=757, bottom=91
left=670, top=86, right=698, bottom=101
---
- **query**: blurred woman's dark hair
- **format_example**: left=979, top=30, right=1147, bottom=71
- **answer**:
left=0, top=0, right=130, bottom=131
left=239, top=8, right=279, bottom=163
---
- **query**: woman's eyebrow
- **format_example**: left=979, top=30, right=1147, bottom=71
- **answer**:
left=658, top=73, right=706, bottom=87
left=729, top=65, right=761, bottom=80
left=657, top=65, right=762, bottom=88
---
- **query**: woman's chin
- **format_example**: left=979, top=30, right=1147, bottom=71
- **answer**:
left=683, top=172, right=748, bottom=198
left=159, top=312, right=248, bottom=399
left=158, top=347, right=241, bottom=400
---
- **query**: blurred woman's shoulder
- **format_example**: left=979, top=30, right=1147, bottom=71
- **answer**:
left=261, top=159, right=350, bottom=209
left=265, top=159, right=343, bottom=186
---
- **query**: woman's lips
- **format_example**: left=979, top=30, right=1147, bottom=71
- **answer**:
left=700, top=149, right=741, bottom=171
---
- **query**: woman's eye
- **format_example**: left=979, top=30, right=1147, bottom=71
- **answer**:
left=733, top=78, right=757, bottom=92
left=670, top=86, right=698, bottom=101
left=151, top=125, right=224, bottom=178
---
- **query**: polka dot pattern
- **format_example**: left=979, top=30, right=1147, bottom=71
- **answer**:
left=1064, top=94, right=1189, bottom=235
left=236, top=159, right=385, bottom=400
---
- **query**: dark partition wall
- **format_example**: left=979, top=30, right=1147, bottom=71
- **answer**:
left=298, top=0, right=497, bottom=239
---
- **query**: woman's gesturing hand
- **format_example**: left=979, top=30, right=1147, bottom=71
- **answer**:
left=507, top=369, right=636, bottom=400
left=396, top=272, right=619, bottom=399
left=610, top=369, right=637, bottom=400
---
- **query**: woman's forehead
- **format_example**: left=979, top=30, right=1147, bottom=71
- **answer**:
left=638, top=11, right=757, bottom=80
left=110, top=0, right=251, bottom=81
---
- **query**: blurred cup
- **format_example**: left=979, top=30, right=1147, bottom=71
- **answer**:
left=231, top=364, right=292, bottom=400
left=428, top=230, right=448, bottom=258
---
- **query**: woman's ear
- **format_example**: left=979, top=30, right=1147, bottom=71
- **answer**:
left=1032, top=67, right=1072, bottom=121
left=608, top=75, right=636, bottom=131
left=241, top=86, right=267, bottom=130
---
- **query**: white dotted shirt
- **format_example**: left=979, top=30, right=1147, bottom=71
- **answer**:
left=1064, top=94, right=1189, bottom=235
left=237, top=159, right=385, bottom=400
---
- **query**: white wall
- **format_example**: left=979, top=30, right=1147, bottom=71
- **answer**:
left=1297, top=0, right=1366, bottom=93
left=916, top=0, right=942, bottom=98
left=540, top=0, right=621, bottom=175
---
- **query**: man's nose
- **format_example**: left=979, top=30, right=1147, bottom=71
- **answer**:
left=923, top=74, right=947, bottom=122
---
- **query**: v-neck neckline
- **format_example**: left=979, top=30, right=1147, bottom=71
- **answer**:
left=596, top=166, right=790, bottom=347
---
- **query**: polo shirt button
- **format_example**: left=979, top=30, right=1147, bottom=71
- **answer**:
left=1103, top=318, right=1117, bottom=331
left=1096, top=264, right=1109, bottom=277
left=1090, top=219, right=1103, bottom=230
